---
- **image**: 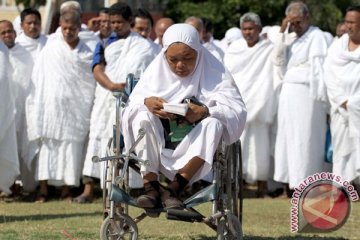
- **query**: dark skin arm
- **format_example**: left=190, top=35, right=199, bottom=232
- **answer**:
left=93, top=63, right=125, bottom=91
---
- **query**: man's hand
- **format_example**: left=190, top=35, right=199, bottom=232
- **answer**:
left=280, top=16, right=291, bottom=33
left=88, top=17, right=101, bottom=32
left=144, top=97, right=174, bottom=119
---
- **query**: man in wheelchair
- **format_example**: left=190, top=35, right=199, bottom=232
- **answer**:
left=121, top=24, right=247, bottom=210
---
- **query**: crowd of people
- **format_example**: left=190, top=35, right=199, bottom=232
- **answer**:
left=0, top=0, right=359, bottom=206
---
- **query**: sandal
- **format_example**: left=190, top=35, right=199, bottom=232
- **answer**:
left=73, top=194, right=93, bottom=204
left=35, top=193, right=48, bottom=203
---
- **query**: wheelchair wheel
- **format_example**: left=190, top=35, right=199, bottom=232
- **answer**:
left=102, top=138, right=114, bottom=218
left=100, top=213, right=138, bottom=240
left=216, top=214, right=242, bottom=240
left=216, top=141, right=243, bottom=239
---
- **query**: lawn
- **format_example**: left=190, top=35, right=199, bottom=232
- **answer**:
left=0, top=197, right=359, bottom=239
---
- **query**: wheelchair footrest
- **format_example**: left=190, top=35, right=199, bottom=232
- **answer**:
left=166, top=209, right=204, bottom=222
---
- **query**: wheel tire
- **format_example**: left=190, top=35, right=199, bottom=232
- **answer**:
left=217, top=215, right=242, bottom=240
left=100, top=214, right=138, bottom=240
left=217, top=141, right=243, bottom=240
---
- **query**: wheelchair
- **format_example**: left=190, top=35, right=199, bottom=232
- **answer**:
left=93, top=74, right=244, bottom=239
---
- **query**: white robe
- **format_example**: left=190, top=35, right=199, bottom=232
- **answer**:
left=224, top=37, right=277, bottom=183
left=273, top=26, right=330, bottom=188
left=122, top=24, right=247, bottom=184
left=52, top=27, right=100, bottom=52
left=0, top=42, right=20, bottom=194
left=203, top=37, right=224, bottom=63
left=82, top=32, right=158, bottom=181
left=324, top=34, right=360, bottom=183
left=26, top=36, right=96, bottom=186
left=15, top=33, right=47, bottom=62
left=9, top=44, right=37, bottom=191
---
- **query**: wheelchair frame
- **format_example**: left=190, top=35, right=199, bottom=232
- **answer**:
left=93, top=74, right=244, bottom=240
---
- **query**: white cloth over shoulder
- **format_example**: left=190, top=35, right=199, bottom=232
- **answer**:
left=225, top=37, right=276, bottom=123
left=26, top=36, right=96, bottom=186
left=122, top=24, right=247, bottom=182
left=26, top=37, right=96, bottom=142
left=224, top=37, right=277, bottom=182
left=203, top=37, right=224, bottom=63
left=273, top=26, right=330, bottom=188
left=51, top=27, right=100, bottom=52
left=0, top=42, right=20, bottom=193
left=273, top=26, right=329, bottom=102
left=324, top=34, right=360, bottom=182
left=89, top=32, right=158, bottom=140
left=15, top=33, right=47, bottom=62
left=82, top=32, right=158, bottom=181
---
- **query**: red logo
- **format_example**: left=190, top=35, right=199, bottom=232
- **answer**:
left=300, top=182, right=350, bottom=232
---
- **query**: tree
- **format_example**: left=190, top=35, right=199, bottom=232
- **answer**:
left=164, top=0, right=360, bottom=39
left=15, top=0, right=46, bottom=9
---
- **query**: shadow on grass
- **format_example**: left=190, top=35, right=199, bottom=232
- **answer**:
left=244, top=236, right=347, bottom=240
left=0, top=211, right=102, bottom=224
left=188, top=235, right=347, bottom=240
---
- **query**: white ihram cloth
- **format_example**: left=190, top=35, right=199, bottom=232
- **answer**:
left=324, top=34, right=360, bottom=183
left=26, top=36, right=96, bottom=186
left=273, top=26, right=330, bottom=188
left=82, top=32, right=158, bottom=183
left=53, top=27, right=100, bottom=51
left=9, top=44, right=38, bottom=191
left=122, top=24, right=247, bottom=184
left=0, top=43, right=19, bottom=194
left=224, top=37, right=277, bottom=183
left=15, top=33, right=47, bottom=62
left=203, top=37, right=224, bottom=63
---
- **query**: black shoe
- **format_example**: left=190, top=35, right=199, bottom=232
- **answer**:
left=137, top=181, right=160, bottom=208
left=161, top=188, right=184, bottom=209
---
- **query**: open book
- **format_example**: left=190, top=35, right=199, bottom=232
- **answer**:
left=162, top=103, right=188, bottom=116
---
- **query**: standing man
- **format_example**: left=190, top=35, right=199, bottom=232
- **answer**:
left=273, top=1, right=330, bottom=191
left=324, top=5, right=360, bottom=187
left=0, top=20, right=35, bottom=193
left=15, top=8, right=47, bottom=62
left=74, top=3, right=158, bottom=203
left=185, top=16, right=223, bottom=62
left=95, top=8, right=112, bottom=46
left=132, top=8, right=161, bottom=53
left=0, top=41, right=19, bottom=196
left=201, top=18, right=224, bottom=62
left=154, top=17, right=174, bottom=47
left=224, top=12, right=279, bottom=197
left=26, top=10, right=96, bottom=202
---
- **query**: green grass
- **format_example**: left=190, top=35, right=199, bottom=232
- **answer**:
left=0, top=198, right=359, bottom=239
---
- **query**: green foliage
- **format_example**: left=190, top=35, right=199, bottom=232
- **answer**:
left=15, top=0, right=46, bottom=9
left=164, top=0, right=360, bottom=39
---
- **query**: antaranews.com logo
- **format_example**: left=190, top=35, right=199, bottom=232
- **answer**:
left=290, top=172, right=359, bottom=233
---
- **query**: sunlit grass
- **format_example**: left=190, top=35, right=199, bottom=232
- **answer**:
left=0, top=198, right=359, bottom=239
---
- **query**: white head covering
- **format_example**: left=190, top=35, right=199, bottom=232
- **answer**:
left=128, top=23, right=239, bottom=106
left=163, top=23, right=201, bottom=51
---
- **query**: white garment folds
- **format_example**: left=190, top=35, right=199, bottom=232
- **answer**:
left=15, top=33, right=47, bottom=62
left=82, top=32, right=158, bottom=181
left=122, top=24, right=247, bottom=183
left=224, top=37, right=277, bottom=182
left=324, top=34, right=360, bottom=183
left=273, top=26, right=330, bottom=188
left=0, top=42, right=19, bottom=193
left=26, top=36, right=96, bottom=186
left=9, top=44, right=37, bottom=191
